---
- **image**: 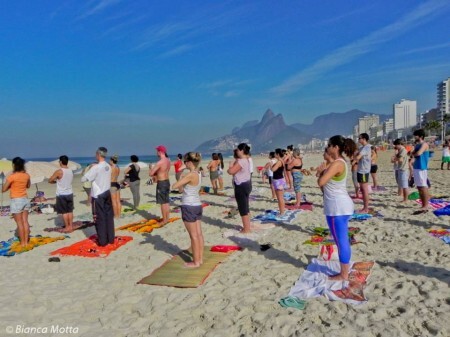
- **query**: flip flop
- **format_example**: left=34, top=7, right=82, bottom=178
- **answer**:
left=278, top=296, right=307, bottom=310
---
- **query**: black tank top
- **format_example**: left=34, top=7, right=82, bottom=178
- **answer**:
left=273, top=164, right=284, bottom=179
left=128, top=164, right=140, bottom=182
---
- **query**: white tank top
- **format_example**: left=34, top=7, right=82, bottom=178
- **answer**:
left=56, top=168, right=73, bottom=196
left=182, top=172, right=202, bottom=206
left=323, top=158, right=354, bottom=216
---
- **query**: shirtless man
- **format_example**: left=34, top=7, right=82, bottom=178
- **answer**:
left=150, top=145, right=171, bottom=224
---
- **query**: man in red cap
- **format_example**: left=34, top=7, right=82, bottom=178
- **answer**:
left=150, top=145, right=171, bottom=224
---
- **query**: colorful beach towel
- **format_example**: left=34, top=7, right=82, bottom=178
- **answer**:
left=118, top=217, right=180, bottom=233
left=44, top=221, right=95, bottom=233
left=0, top=235, right=66, bottom=256
left=138, top=246, right=239, bottom=288
left=433, top=205, right=450, bottom=217
left=428, top=228, right=450, bottom=244
left=303, top=227, right=361, bottom=246
left=287, top=258, right=374, bottom=305
left=415, top=199, right=450, bottom=210
left=50, top=235, right=132, bottom=258
left=0, top=206, right=10, bottom=217
left=252, top=209, right=301, bottom=224
left=285, top=202, right=314, bottom=211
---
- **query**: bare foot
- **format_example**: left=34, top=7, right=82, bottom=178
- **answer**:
left=400, top=199, right=407, bottom=203
left=358, top=208, right=369, bottom=213
left=62, top=227, right=73, bottom=233
left=328, top=274, right=348, bottom=282
left=184, top=262, right=200, bottom=268
left=239, top=230, right=251, bottom=234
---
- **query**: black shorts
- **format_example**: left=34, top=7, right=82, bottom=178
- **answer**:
left=55, top=194, right=74, bottom=214
left=156, top=180, right=170, bottom=204
left=234, top=180, right=252, bottom=216
left=180, top=205, right=203, bottom=222
left=357, top=173, right=370, bottom=184
left=370, top=165, right=378, bottom=174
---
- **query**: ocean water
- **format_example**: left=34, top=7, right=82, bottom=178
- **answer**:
left=25, top=155, right=161, bottom=169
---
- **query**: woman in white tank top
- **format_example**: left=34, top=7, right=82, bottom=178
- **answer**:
left=172, top=152, right=204, bottom=268
left=316, top=135, right=357, bottom=282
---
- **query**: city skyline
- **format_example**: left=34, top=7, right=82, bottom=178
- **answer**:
left=1, top=0, right=450, bottom=157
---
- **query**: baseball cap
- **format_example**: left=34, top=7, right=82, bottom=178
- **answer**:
left=155, top=145, right=167, bottom=153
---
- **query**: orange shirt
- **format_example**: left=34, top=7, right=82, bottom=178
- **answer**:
left=6, top=172, right=30, bottom=198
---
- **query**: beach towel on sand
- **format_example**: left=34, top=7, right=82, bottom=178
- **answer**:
left=287, top=259, right=374, bottom=305
left=252, top=209, right=301, bottom=224
left=118, top=217, right=180, bottom=233
left=50, top=235, right=132, bottom=258
left=416, top=199, right=450, bottom=210
left=428, top=228, right=450, bottom=244
left=303, top=227, right=361, bottom=245
left=138, top=246, right=239, bottom=288
left=0, top=235, right=66, bottom=256
left=122, top=203, right=156, bottom=214
left=44, top=221, right=95, bottom=233
left=285, top=202, right=314, bottom=211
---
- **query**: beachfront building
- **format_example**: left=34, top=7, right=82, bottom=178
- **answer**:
left=393, top=99, right=417, bottom=130
left=369, top=125, right=383, bottom=140
left=383, top=118, right=394, bottom=135
left=358, top=115, right=380, bottom=134
left=437, top=77, right=450, bottom=120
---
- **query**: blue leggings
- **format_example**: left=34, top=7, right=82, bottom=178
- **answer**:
left=326, top=215, right=351, bottom=264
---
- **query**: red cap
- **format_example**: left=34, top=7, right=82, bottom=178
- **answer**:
left=155, top=145, right=167, bottom=153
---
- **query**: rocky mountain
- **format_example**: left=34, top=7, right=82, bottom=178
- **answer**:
left=195, top=109, right=310, bottom=153
left=195, top=108, right=391, bottom=153
left=291, top=109, right=391, bottom=139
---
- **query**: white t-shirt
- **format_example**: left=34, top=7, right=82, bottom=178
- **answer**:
left=81, top=161, right=111, bottom=198
left=357, top=144, right=371, bottom=174
left=248, top=157, right=254, bottom=174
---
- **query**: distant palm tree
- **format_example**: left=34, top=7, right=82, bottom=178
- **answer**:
left=424, top=120, right=441, bottom=136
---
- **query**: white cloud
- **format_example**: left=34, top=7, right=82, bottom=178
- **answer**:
left=270, top=0, right=450, bottom=97
left=78, top=0, right=122, bottom=19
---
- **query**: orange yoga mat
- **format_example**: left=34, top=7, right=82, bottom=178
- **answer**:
left=50, top=235, right=133, bottom=258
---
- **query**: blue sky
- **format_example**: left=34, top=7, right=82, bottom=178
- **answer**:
left=1, top=0, right=449, bottom=157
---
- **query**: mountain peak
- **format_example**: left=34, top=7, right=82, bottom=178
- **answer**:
left=261, top=109, right=275, bottom=124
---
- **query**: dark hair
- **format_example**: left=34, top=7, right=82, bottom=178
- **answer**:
left=413, top=129, right=425, bottom=139
left=371, top=146, right=377, bottom=153
left=12, top=157, right=26, bottom=172
left=281, top=149, right=287, bottom=156
left=212, top=153, right=219, bottom=160
left=269, top=151, right=275, bottom=159
left=287, top=145, right=294, bottom=151
left=393, top=138, right=402, bottom=146
left=59, top=155, right=69, bottom=165
left=233, top=149, right=239, bottom=159
left=237, top=143, right=250, bottom=155
left=183, top=152, right=201, bottom=167
left=275, top=148, right=284, bottom=158
left=218, top=153, right=224, bottom=169
left=177, top=154, right=182, bottom=160
left=328, top=135, right=357, bottom=157
left=97, top=147, right=107, bottom=157
left=130, top=155, right=139, bottom=163
left=359, top=133, right=369, bottom=141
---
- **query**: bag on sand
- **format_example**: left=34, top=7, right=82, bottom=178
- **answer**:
left=318, top=244, right=338, bottom=261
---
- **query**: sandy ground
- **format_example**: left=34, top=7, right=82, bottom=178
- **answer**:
left=0, top=151, right=449, bottom=337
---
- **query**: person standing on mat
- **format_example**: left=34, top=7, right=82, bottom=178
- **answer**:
left=353, top=133, right=371, bottom=213
left=150, top=145, right=171, bottom=224
left=411, top=129, right=430, bottom=213
left=81, top=147, right=115, bottom=246
left=172, top=152, right=204, bottom=268
left=316, top=135, right=357, bottom=281
left=124, top=155, right=141, bottom=210
left=287, top=148, right=304, bottom=208
left=49, top=155, right=74, bottom=233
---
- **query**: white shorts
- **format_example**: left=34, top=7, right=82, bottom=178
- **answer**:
left=413, top=169, right=428, bottom=187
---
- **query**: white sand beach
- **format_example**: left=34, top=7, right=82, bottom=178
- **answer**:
left=1, top=151, right=449, bottom=337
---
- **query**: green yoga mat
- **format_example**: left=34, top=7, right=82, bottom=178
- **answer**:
left=138, top=247, right=236, bottom=288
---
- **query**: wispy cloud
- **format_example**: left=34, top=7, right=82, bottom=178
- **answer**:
left=398, top=42, right=450, bottom=55
left=78, top=0, right=122, bottom=20
left=270, top=0, right=450, bottom=97
left=317, top=6, right=374, bottom=26
left=199, top=78, right=253, bottom=98
left=157, top=44, right=194, bottom=59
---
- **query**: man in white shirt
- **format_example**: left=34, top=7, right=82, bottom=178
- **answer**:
left=354, top=133, right=371, bottom=213
left=81, top=147, right=115, bottom=246
left=49, top=155, right=74, bottom=232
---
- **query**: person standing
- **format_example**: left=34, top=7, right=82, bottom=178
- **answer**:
left=354, top=133, right=371, bottom=213
left=110, top=155, right=121, bottom=218
left=411, top=129, right=430, bottom=213
left=393, top=139, right=409, bottom=202
left=441, top=142, right=450, bottom=170
left=228, top=143, right=252, bottom=233
left=316, top=136, right=357, bottom=281
left=370, top=146, right=378, bottom=189
left=49, top=155, right=74, bottom=232
left=150, top=145, right=171, bottom=224
left=272, top=148, right=286, bottom=216
left=2, top=157, right=31, bottom=247
left=288, top=148, right=304, bottom=207
left=207, top=153, right=220, bottom=194
left=172, top=152, right=204, bottom=268
left=124, top=155, right=141, bottom=210
left=174, top=154, right=185, bottom=193
left=217, top=153, right=225, bottom=191
left=81, top=147, right=115, bottom=246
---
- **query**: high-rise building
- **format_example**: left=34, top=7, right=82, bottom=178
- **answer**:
left=383, top=118, right=394, bottom=134
left=393, top=99, right=417, bottom=130
left=437, top=77, right=450, bottom=120
left=358, top=115, right=379, bottom=134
